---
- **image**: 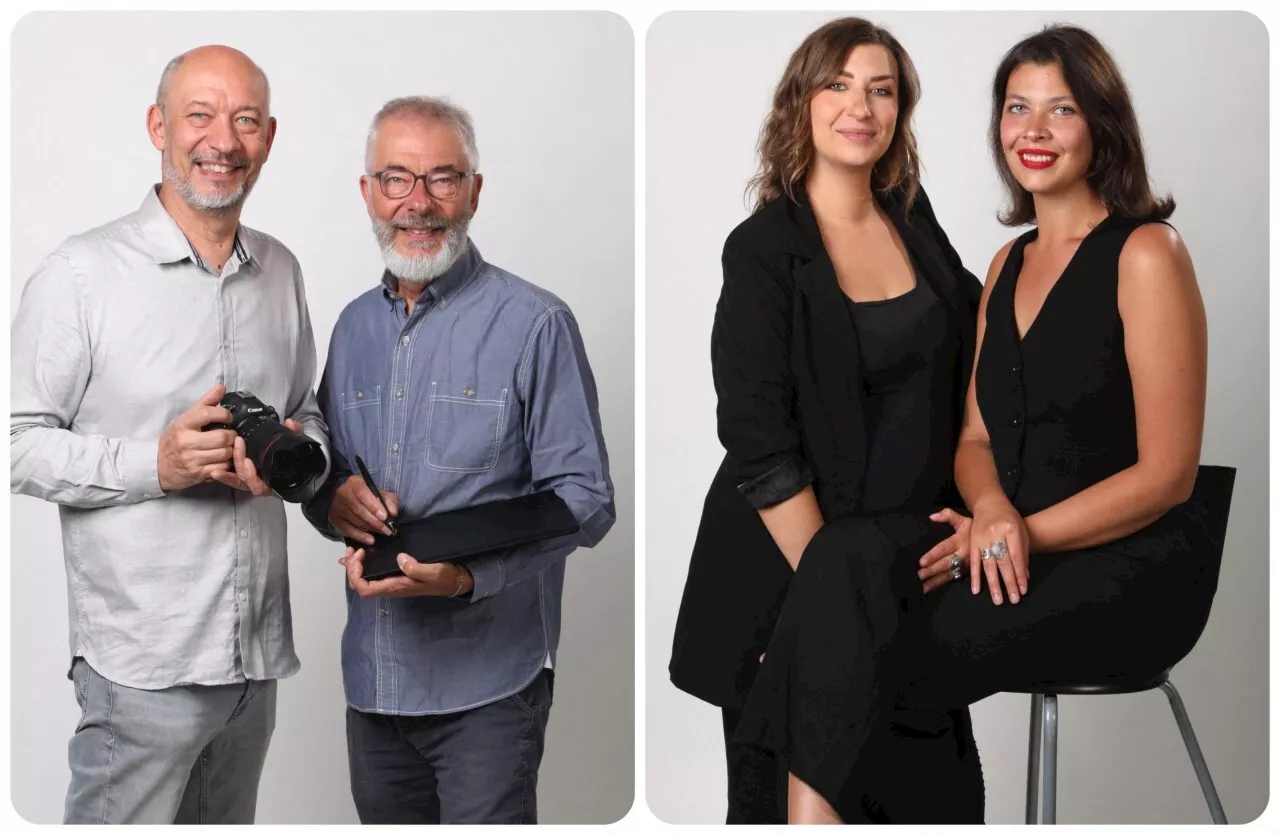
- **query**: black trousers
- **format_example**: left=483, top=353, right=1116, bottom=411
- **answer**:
left=735, top=495, right=1220, bottom=816
left=723, top=703, right=986, bottom=824
left=722, top=706, right=787, bottom=824
left=346, top=670, right=553, bottom=824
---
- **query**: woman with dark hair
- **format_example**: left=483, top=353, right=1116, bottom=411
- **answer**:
left=732, top=23, right=1225, bottom=824
left=668, top=17, right=986, bottom=824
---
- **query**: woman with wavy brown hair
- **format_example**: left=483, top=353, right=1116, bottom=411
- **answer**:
left=668, top=17, right=986, bottom=824
left=730, top=23, right=1229, bottom=825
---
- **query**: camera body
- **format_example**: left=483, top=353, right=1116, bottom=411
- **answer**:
left=223, top=392, right=277, bottom=427
left=208, top=391, right=326, bottom=502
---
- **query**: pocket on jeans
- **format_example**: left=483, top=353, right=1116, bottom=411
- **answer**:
left=509, top=671, right=551, bottom=717
left=423, top=381, right=507, bottom=473
left=339, top=386, right=383, bottom=475
left=71, top=657, right=92, bottom=731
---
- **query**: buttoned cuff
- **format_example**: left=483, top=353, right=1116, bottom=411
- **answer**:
left=465, top=556, right=505, bottom=603
left=123, top=437, right=164, bottom=503
left=737, top=454, right=814, bottom=509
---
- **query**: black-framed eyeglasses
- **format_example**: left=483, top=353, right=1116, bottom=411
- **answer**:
left=367, top=167, right=477, bottom=201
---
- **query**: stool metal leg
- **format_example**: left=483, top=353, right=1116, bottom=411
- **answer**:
left=1159, top=681, right=1227, bottom=824
left=1026, top=693, right=1044, bottom=824
left=1042, top=694, right=1058, bottom=824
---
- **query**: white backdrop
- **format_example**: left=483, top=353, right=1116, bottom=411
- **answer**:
left=645, top=10, right=1268, bottom=825
left=8, top=10, right=634, bottom=825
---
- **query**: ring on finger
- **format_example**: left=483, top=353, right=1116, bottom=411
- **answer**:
left=989, top=540, right=1009, bottom=561
left=980, top=547, right=993, bottom=561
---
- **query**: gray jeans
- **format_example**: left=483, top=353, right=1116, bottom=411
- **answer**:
left=64, top=657, right=276, bottom=824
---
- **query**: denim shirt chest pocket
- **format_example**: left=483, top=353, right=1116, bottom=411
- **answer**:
left=424, top=381, right=510, bottom=473
left=339, top=385, right=384, bottom=475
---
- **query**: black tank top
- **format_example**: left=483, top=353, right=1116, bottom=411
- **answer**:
left=976, top=214, right=1162, bottom=516
left=846, top=278, right=958, bottom=514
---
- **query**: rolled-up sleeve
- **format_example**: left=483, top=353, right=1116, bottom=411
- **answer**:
left=710, top=241, right=812, bottom=509
left=10, top=252, right=164, bottom=507
left=466, top=306, right=614, bottom=601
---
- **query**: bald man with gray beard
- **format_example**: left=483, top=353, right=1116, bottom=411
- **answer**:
left=10, top=45, right=329, bottom=824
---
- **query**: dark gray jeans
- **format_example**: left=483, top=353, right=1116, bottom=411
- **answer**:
left=64, top=657, right=276, bottom=824
left=346, top=669, right=554, bottom=824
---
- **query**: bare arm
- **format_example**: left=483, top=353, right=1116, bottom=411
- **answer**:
left=758, top=485, right=824, bottom=571
left=1024, top=224, right=1206, bottom=552
left=954, top=241, right=1016, bottom=516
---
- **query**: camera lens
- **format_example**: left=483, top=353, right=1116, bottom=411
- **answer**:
left=256, top=434, right=327, bottom=500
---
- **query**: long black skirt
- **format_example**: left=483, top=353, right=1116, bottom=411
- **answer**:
left=733, top=478, right=1226, bottom=818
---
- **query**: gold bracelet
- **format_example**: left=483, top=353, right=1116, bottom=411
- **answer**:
left=449, top=564, right=469, bottom=598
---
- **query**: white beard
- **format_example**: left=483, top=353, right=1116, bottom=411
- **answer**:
left=373, top=209, right=473, bottom=286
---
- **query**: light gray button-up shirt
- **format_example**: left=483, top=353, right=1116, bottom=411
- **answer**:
left=10, top=186, right=329, bottom=690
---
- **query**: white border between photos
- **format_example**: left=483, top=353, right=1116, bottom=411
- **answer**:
left=2, top=1, right=1277, bottom=833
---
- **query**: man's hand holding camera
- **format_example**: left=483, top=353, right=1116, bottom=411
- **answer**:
left=158, top=383, right=311, bottom=496
left=158, top=384, right=237, bottom=492
left=211, top=419, right=308, bottom=496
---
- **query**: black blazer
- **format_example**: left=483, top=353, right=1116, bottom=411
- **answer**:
left=669, top=186, right=984, bottom=708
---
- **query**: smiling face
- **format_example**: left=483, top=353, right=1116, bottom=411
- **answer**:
left=360, top=114, right=483, bottom=285
left=999, top=61, right=1093, bottom=196
left=148, top=47, right=275, bottom=214
left=808, top=44, right=899, bottom=175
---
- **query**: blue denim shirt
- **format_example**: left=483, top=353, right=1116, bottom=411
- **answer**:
left=303, top=241, right=614, bottom=714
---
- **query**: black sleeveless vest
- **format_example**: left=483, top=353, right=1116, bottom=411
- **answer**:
left=976, top=215, right=1165, bottom=516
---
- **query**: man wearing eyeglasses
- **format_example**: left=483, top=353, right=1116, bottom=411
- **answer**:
left=301, top=97, right=614, bottom=824
left=10, top=45, right=329, bottom=823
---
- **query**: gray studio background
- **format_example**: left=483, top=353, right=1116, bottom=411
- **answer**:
left=645, top=11, right=1267, bottom=825
left=8, top=11, right=634, bottom=824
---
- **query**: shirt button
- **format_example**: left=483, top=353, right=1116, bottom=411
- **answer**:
left=463, top=387, right=475, bottom=398
left=356, top=391, right=363, bottom=399
left=392, top=444, right=400, bottom=454
left=402, top=335, right=410, bottom=345
left=439, top=298, right=449, bottom=309
left=1010, top=415, right=1023, bottom=427
left=1006, top=465, right=1021, bottom=478
left=239, top=528, right=248, bottom=538
left=1010, top=364, right=1023, bottom=374
left=379, top=609, right=388, bottom=617
left=396, top=390, right=404, bottom=399
left=238, top=592, right=247, bottom=602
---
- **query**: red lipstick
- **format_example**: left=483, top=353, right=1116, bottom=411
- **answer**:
left=1017, top=148, right=1059, bottom=170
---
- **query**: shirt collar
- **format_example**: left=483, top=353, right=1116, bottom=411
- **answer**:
left=380, top=238, right=483, bottom=307
left=136, top=185, right=253, bottom=268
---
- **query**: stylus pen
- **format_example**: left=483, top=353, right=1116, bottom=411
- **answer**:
left=354, top=455, right=397, bottom=535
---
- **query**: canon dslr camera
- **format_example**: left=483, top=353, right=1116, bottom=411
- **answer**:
left=205, top=391, right=326, bottom=502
